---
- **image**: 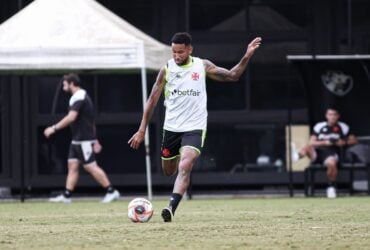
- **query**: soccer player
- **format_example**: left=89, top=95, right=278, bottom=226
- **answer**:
left=291, top=107, right=358, bottom=198
left=128, top=32, right=261, bottom=222
left=44, top=73, right=120, bottom=203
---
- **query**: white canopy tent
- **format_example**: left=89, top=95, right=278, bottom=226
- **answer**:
left=0, top=0, right=172, bottom=200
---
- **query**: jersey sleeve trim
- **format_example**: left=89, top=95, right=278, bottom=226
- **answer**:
left=313, top=121, right=327, bottom=134
left=69, top=89, right=86, bottom=107
left=338, top=122, right=350, bottom=136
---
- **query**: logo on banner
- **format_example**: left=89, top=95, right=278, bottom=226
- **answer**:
left=321, top=70, right=353, bottom=96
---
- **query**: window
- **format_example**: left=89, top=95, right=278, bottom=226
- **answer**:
left=0, top=83, right=2, bottom=174
left=190, top=0, right=246, bottom=32
left=37, top=127, right=71, bottom=175
left=97, top=74, right=144, bottom=113
left=248, top=0, right=308, bottom=32
left=97, top=0, right=157, bottom=36
left=37, top=124, right=158, bottom=175
left=34, top=75, right=95, bottom=115
left=352, top=0, right=370, bottom=31
left=352, top=0, right=370, bottom=53
left=35, top=74, right=155, bottom=115
left=207, top=62, right=247, bottom=110
left=195, top=124, right=285, bottom=173
left=90, top=125, right=152, bottom=174
left=250, top=64, right=306, bottom=110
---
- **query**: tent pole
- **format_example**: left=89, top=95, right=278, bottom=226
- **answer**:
left=287, top=60, right=294, bottom=197
left=20, top=75, right=25, bottom=202
left=141, top=67, right=153, bottom=200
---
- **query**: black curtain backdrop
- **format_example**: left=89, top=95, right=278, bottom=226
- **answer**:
left=293, top=59, right=370, bottom=136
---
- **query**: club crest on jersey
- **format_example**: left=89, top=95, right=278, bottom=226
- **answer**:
left=191, top=72, right=200, bottom=81
left=162, top=148, right=171, bottom=157
left=321, top=70, right=353, bottom=96
left=333, top=126, right=340, bottom=132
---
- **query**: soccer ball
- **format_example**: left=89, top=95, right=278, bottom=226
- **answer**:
left=127, top=198, right=154, bottom=223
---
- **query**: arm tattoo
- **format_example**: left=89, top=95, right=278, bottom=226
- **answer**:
left=214, top=68, right=231, bottom=81
left=204, top=59, right=233, bottom=82
left=147, top=84, right=159, bottom=114
left=145, top=70, right=165, bottom=119
left=138, top=67, right=166, bottom=131
left=147, top=68, right=165, bottom=102
left=150, top=82, right=161, bottom=99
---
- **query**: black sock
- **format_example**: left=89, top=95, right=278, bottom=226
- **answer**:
left=328, top=181, right=336, bottom=188
left=106, top=186, right=115, bottom=194
left=64, top=189, right=72, bottom=198
left=169, top=193, right=183, bottom=215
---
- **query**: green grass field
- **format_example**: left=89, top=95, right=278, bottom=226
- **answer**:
left=1, top=197, right=370, bottom=249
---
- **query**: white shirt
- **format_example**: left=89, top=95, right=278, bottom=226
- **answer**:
left=163, top=56, right=207, bottom=132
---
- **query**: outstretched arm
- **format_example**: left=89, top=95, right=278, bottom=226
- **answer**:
left=204, top=37, right=262, bottom=82
left=128, top=67, right=166, bottom=149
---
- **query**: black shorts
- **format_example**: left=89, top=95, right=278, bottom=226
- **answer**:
left=313, top=147, right=339, bottom=164
left=161, top=129, right=206, bottom=160
left=68, top=141, right=96, bottom=166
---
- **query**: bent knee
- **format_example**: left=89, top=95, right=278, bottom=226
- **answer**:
left=325, top=158, right=338, bottom=168
left=162, top=168, right=177, bottom=176
left=162, top=161, right=178, bottom=176
left=301, top=144, right=310, bottom=151
left=83, top=162, right=100, bottom=173
left=179, top=156, right=197, bottom=168
left=68, top=162, right=80, bottom=171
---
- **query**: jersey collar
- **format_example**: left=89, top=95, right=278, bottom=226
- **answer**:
left=179, top=56, right=193, bottom=69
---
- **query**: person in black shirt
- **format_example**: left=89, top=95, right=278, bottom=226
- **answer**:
left=44, top=73, right=120, bottom=203
left=292, top=108, right=358, bottom=198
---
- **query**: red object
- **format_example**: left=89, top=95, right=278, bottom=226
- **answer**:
left=191, top=72, right=200, bottom=81
left=162, top=148, right=171, bottom=157
left=333, top=126, right=340, bottom=132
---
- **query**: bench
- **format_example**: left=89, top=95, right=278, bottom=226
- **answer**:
left=304, top=163, right=370, bottom=196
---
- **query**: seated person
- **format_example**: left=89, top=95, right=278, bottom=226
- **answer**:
left=292, top=107, right=358, bottom=198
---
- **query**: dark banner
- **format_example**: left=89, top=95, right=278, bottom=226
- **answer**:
left=293, top=59, right=370, bottom=136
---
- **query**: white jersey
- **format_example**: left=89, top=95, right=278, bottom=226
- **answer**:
left=163, top=56, right=207, bottom=132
